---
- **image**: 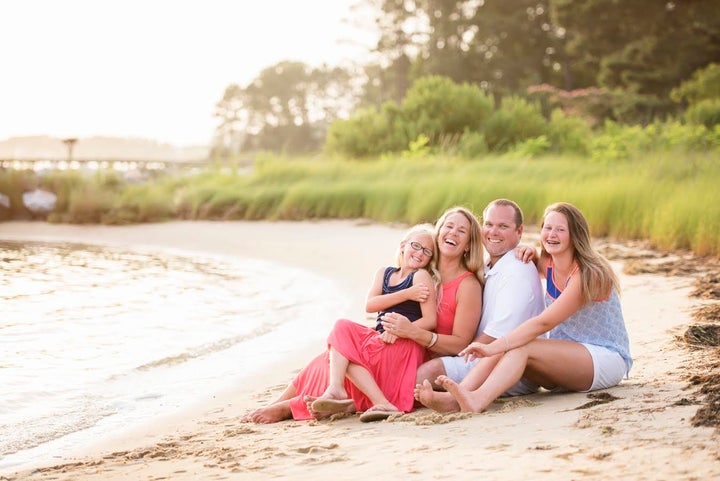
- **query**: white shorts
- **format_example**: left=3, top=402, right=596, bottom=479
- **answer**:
left=581, top=343, right=628, bottom=392
left=440, top=354, right=478, bottom=383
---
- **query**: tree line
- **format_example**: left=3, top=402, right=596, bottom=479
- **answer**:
left=212, top=0, right=720, bottom=157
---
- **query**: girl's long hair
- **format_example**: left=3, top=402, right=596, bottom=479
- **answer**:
left=541, top=202, right=620, bottom=304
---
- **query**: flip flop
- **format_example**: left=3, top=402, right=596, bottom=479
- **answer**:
left=359, top=409, right=402, bottom=423
left=311, top=398, right=354, bottom=413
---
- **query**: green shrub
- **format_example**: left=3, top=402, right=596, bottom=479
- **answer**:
left=671, top=63, right=720, bottom=105
left=483, top=96, right=547, bottom=152
left=546, top=109, right=592, bottom=154
left=65, top=186, right=116, bottom=223
left=401, top=134, right=431, bottom=159
left=325, top=104, right=407, bottom=158
left=456, top=129, right=488, bottom=159
left=684, top=99, right=720, bottom=129
left=104, top=184, right=175, bottom=224
left=506, top=136, right=552, bottom=158
left=401, top=75, right=494, bottom=146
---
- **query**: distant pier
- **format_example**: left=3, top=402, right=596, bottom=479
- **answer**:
left=0, top=157, right=215, bottom=172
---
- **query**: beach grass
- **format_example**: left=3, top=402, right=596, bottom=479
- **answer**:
left=3, top=150, right=719, bottom=256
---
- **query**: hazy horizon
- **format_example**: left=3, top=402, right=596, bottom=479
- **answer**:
left=0, top=135, right=210, bottom=161
left=0, top=0, right=376, bottom=147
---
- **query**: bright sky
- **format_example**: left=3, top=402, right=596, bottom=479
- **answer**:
left=0, top=1, right=376, bottom=146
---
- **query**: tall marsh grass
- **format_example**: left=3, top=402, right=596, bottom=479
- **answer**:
left=2, top=151, right=719, bottom=256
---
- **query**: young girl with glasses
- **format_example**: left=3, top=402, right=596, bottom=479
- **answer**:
left=242, top=207, right=484, bottom=423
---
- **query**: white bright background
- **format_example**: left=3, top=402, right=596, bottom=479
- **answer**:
left=0, top=0, right=376, bottom=146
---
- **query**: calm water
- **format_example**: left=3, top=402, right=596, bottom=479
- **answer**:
left=0, top=240, right=348, bottom=472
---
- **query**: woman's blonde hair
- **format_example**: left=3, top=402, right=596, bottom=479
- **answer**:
left=434, top=206, right=484, bottom=284
left=541, top=202, right=619, bottom=304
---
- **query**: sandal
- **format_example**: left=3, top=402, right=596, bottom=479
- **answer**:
left=359, top=408, right=402, bottom=423
left=311, top=398, right=354, bottom=413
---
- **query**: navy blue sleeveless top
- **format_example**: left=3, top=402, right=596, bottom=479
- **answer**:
left=375, top=267, right=423, bottom=332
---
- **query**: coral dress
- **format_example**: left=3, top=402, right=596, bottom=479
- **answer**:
left=288, top=271, right=473, bottom=419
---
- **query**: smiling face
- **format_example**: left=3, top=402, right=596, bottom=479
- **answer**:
left=437, top=211, right=471, bottom=259
left=482, top=203, right=522, bottom=265
left=540, top=210, right=571, bottom=256
left=401, top=232, right=435, bottom=269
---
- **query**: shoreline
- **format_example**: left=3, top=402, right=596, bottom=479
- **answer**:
left=0, top=233, right=358, bottom=474
left=1, top=220, right=718, bottom=480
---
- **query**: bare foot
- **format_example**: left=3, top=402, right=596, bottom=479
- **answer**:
left=437, top=375, right=488, bottom=413
left=240, top=401, right=292, bottom=423
left=413, top=379, right=460, bottom=413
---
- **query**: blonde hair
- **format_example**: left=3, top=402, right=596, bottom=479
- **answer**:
left=434, top=206, right=484, bottom=284
left=541, top=202, right=620, bottom=304
left=396, top=223, right=442, bottom=295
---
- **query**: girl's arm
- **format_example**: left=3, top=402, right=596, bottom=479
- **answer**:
left=378, top=269, right=438, bottom=345
left=365, top=267, right=430, bottom=313
left=462, top=273, right=584, bottom=359
left=405, top=269, right=437, bottom=332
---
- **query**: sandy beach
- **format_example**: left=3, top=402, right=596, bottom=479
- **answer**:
left=1, top=219, right=718, bottom=481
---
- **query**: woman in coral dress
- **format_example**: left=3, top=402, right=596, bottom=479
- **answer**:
left=242, top=206, right=484, bottom=423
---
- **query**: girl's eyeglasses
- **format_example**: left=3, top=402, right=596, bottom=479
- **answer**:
left=409, top=241, right=433, bottom=257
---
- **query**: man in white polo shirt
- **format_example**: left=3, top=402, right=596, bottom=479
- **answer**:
left=415, top=198, right=544, bottom=396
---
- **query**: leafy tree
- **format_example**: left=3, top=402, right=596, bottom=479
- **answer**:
left=340, top=0, right=416, bottom=109
left=551, top=0, right=720, bottom=122
left=360, top=1, right=566, bottom=99
left=684, top=99, right=720, bottom=128
left=426, top=0, right=564, bottom=96
left=355, top=0, right=720, bottom=128
left=358, top=56, right=412, bottom=107
left=213, top=61, right=355, bottom=154
left=671, top=63, right=720, bottom=105
left=212, top=84, right=248, bottom=160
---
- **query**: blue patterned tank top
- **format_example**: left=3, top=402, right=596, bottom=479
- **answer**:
left=375, top=267, right=422, bottom=332
left=546, top=262, right=633, bottom=375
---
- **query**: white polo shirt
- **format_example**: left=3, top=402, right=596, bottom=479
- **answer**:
left=477, top=249, right=545, bottom=339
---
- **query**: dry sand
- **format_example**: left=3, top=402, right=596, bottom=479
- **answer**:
left=0, top=220, right=718, bottom=481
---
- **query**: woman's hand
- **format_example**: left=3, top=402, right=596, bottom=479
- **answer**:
left=459, top=342, right=495, bottom=361
left=380, top=312, right=413, bottom=338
